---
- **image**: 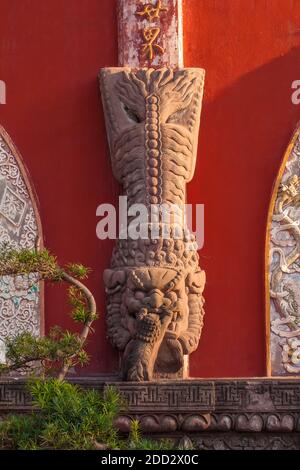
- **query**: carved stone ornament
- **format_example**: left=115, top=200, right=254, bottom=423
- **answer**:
left=99, top=67, right=205, bottom=381
left=266, top=125, right=300, bottom=375
left=2, top=377, right=300, bottom=449
left=0, top=127, right=43, bottom=363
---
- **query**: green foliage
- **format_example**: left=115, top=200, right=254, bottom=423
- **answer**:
left=68, top=285, right=98, bottom=325
left=128, top=419, right=141, bottom=447
left=0, top=414, right=44, bottom=450
left=0, top=379, right=177, bottom=450
left=0, top=245, right=62, bottom=280
left=128, top=420, right=175, bottom=450
left=0, top=245, right=176, bottom=451
left=66, top=263, right=90, bottom=280
left=0, top=246, right=97, bottom=379
left=129, top=437, right=176, bottom=451
left=0, top=328, right=88, bottom=376
left=0, top=379, right=123, bottom=450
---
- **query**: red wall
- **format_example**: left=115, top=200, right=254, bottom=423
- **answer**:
left=1, top=0, right=300, bottom=377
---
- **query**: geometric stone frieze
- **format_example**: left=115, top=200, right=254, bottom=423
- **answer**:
left=2, top=377, right=300, bottom=448
left=108, top=382, right=215, bottom=411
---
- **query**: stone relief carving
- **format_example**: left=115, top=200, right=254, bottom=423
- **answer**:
left=100, top=67, right=205, bottom=381
left=196, top=434, right=300, bottom=451
left=2, top=378, right=300, bottom=448
left=267, top=127, right=300, bottom=375
left=0, top=127, right=42, bottom=363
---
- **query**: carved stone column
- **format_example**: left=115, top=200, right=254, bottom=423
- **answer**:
left=99, top=1, right=205, bottom=381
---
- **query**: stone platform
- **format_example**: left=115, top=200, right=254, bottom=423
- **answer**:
left=1, top=376, right=300, bottom=450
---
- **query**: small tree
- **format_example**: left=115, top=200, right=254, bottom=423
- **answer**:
left=0, top=246, right=176, bottom=450
left=0, top=245, right=98, bottom=380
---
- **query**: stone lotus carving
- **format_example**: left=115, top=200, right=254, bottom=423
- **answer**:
left=267, top=126, right=300, bottom=375
left=100, top=67, right=205, bottom=381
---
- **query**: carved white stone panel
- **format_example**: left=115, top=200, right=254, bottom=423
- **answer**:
left=267, top=126, right=300, bottom=375
left=0, top=127, right=42, bottom=362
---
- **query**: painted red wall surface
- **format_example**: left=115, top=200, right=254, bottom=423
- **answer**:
left=1, top=0, right=300, bottom=377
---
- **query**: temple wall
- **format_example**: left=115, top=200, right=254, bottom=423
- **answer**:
left=1, top=0, right=300, bottom=376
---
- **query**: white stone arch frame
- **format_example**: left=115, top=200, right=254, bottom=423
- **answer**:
left=0, top=126, right=44, bottom=362
left=266, top=125, right=300, bottom=376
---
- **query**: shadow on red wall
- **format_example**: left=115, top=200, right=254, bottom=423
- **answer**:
left=190, top=46, right=300, bottom=377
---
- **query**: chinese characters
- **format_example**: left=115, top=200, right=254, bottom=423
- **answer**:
left=136, top=1, right=167, bottom=62
left=141, top=27, right=164, bottom=60
left=136, top=0, right=167, bottom=21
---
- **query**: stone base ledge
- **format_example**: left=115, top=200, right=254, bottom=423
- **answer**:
left=1, top=377, right=300, bottom=449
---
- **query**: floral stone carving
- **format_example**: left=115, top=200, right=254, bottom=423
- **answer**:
left=267, top=125, right=300, bottom=375
left=0, top=127, right=42, bottom=363
left=99, top=67, right=205, bottom=381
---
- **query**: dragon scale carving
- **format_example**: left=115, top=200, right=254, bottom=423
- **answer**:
left=100, top=68, right=205, bottom=381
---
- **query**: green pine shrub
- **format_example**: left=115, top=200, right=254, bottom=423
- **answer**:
left=0, top=246, right=177, bottom=450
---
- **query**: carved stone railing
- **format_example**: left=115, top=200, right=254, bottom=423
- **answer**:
left=1, top=377, right=300, bottom=449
